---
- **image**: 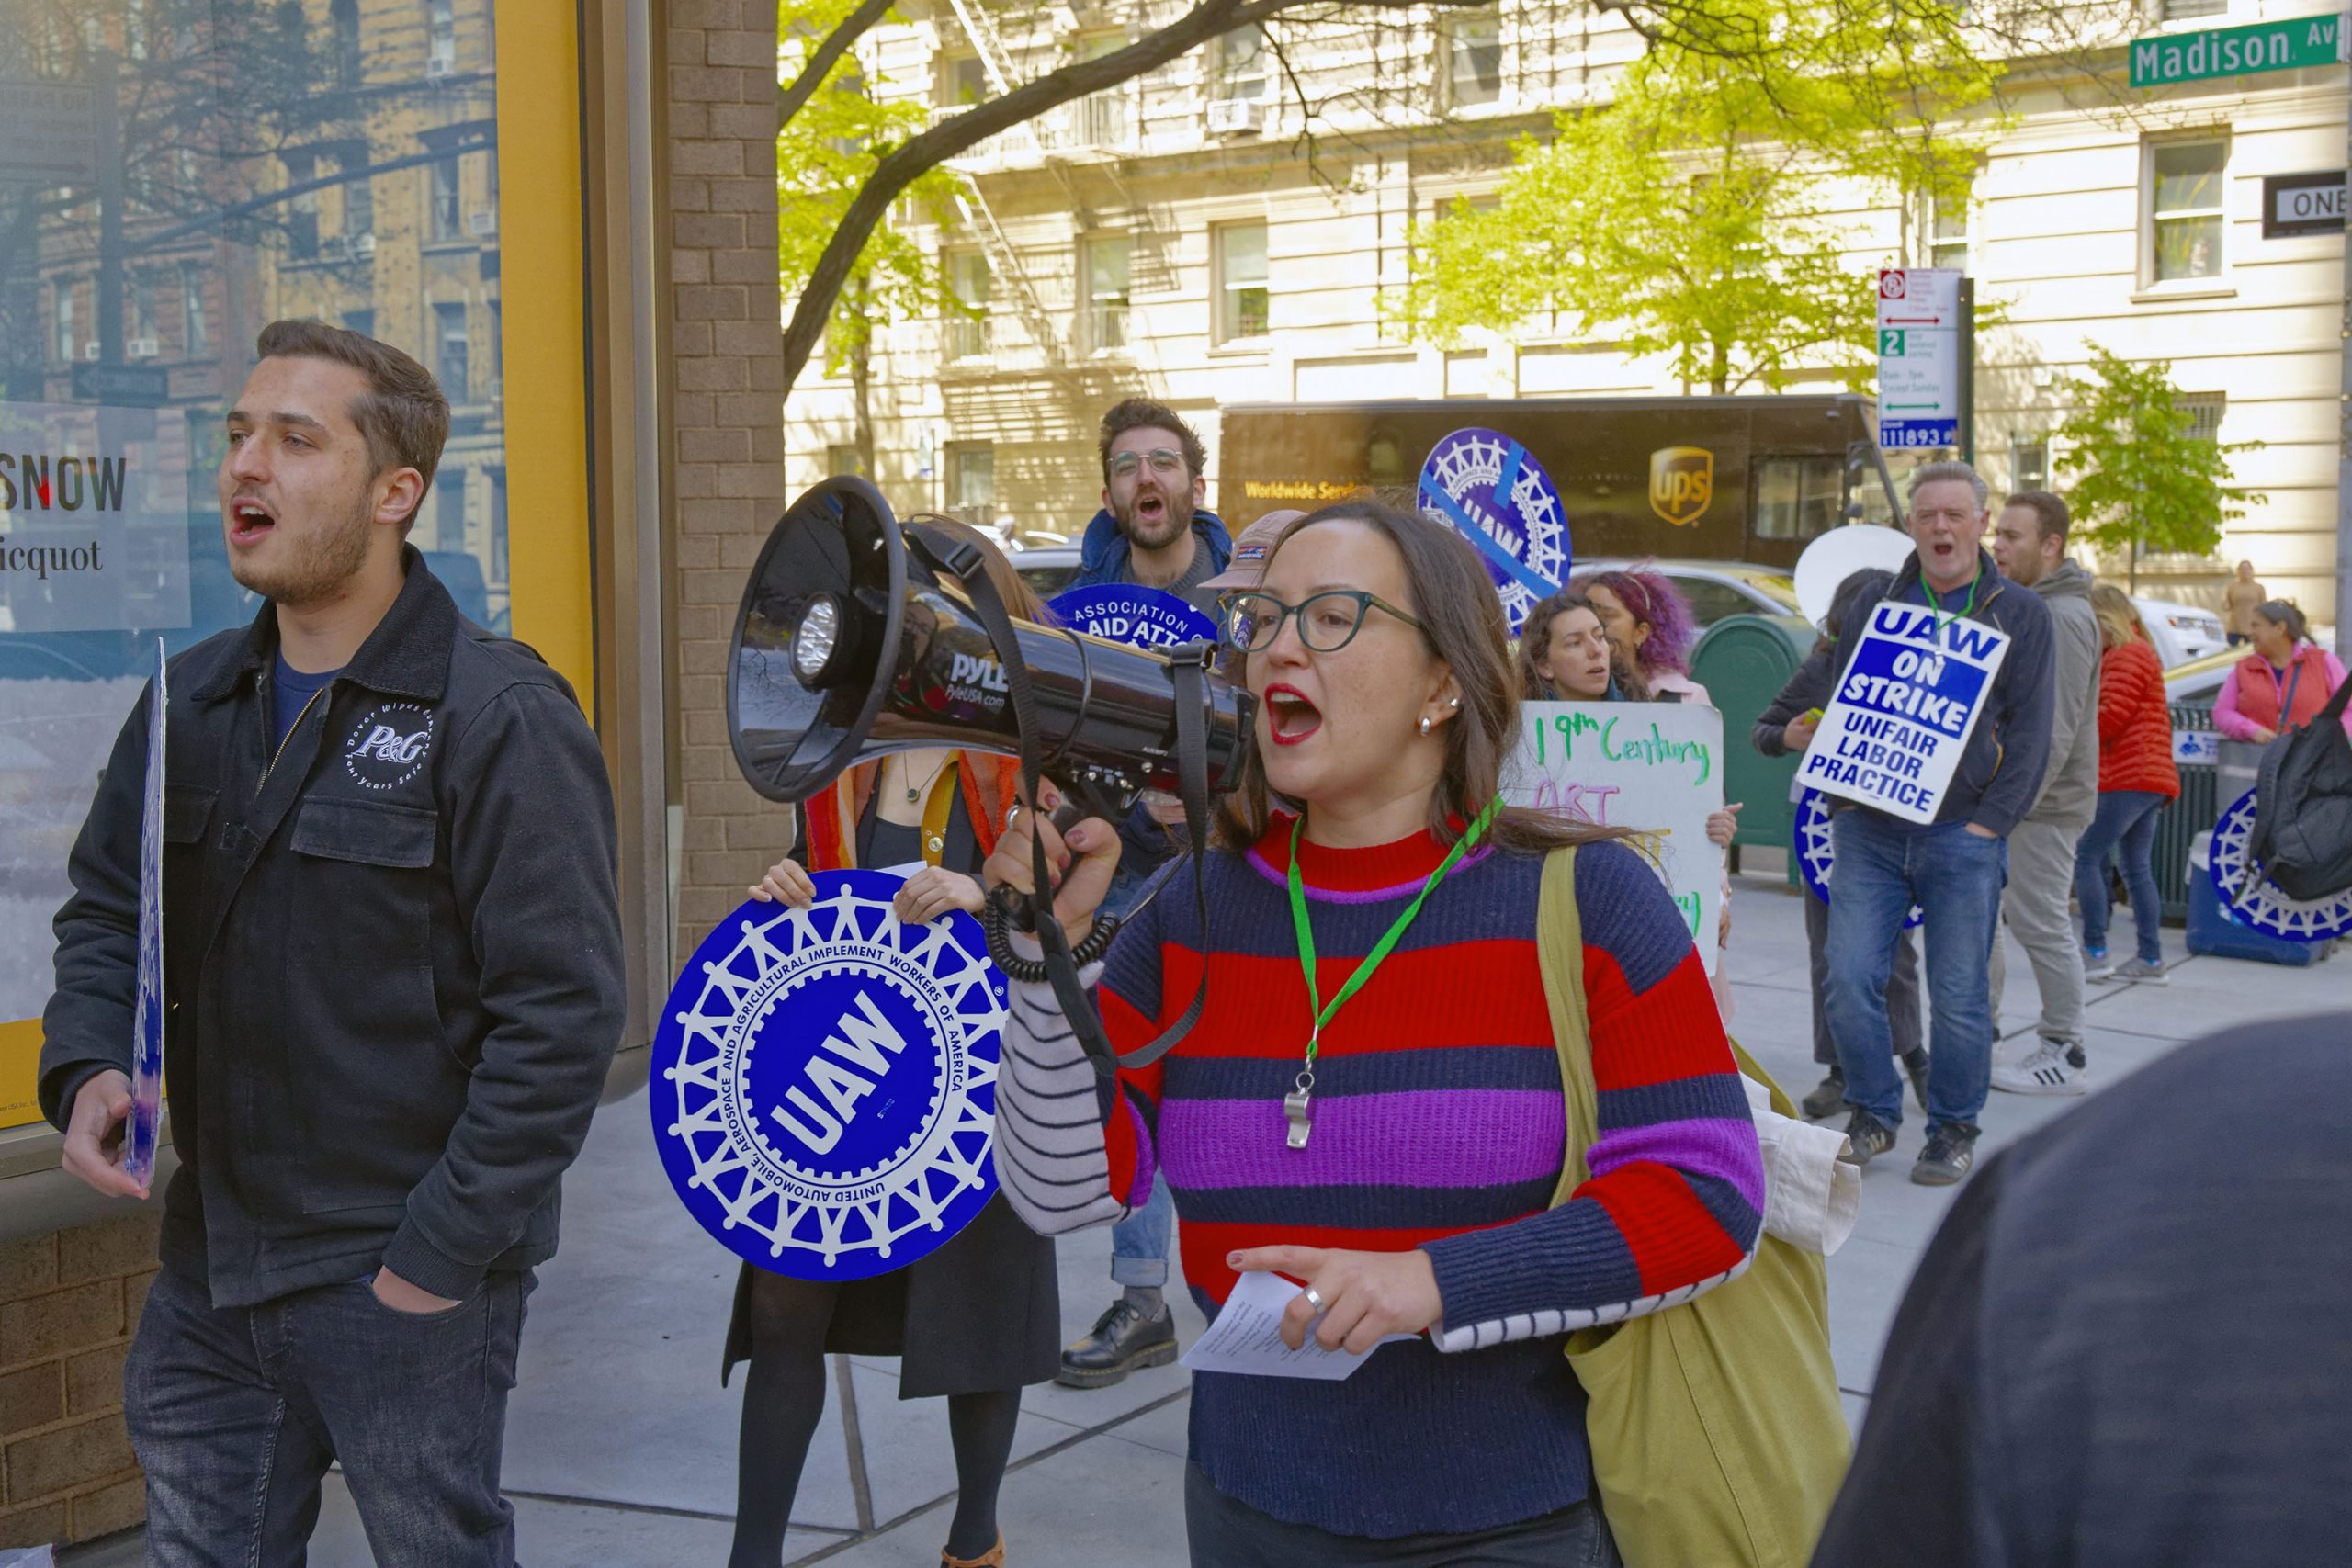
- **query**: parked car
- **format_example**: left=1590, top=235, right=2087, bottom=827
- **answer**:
left=2163, top=646, right=2239, bottom=706
left=2133, top=597, right=2227, bottom=667
left=1009, top=546, right=1081, bottom=603
left=1572, top=558, right=1803, bottom=627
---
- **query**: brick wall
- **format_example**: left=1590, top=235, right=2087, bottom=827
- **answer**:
left=0, top=1214, right=159, bottom=1549
left=668, top=0, right=788, bottom=952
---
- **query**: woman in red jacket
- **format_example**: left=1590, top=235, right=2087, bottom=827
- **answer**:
left=2074, top=584, right=2180, bottom=988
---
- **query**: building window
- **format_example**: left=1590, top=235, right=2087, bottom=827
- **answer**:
left=332, top=0, right=363, bottom=86
left=1084, top=236, right=1131, bottom=353
left=127, top=273, right=157, bottom=355
left=2010, top=437, right=2049, bottom=491
left=426, top=0, right=456, bottom=73
left=1928, top=183, right=1971, bottom=273
left=941, top=52, right=989, bottom=107
left=343, top=157, right=374, bottom=244
left=432, top=466, right=465, bottom=552
left=828, top=444, right=867, bottom=477
left=435, top=301, right=469, bottom=398
left=1215, top=221, right=1269, bottom=343
left=944, top=250, right=990, bottom=359
left=1075, top=36, right=1131, bottom=146
left=343, top=307, right=375, bottom=340
left=179, top=264, right=207, bottom=355
left=2179, top=391, right=2225, bottom=444
left=2147, top=139, right=2225, bottom=284
left=430, top=156, right=461, bottom=242
left=54, top=282, right=74, bottom=363
left=947, top=443, right=995, bottom=522
left=1448, top=7, right=1503, bottom=107
left=2160, top=0, right=2227, bottom=17
left=487, top=468, right=508, bottom=592
left=1753, top=457, right=1842, bottom=542
left=1212, top=27, right=1268, bottom=101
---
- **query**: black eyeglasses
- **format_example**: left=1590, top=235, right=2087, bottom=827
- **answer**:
left=1221, top=590, right=1425, bottom=654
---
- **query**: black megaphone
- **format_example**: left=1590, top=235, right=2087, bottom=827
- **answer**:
left=725, top=477, right=1256, bottom=812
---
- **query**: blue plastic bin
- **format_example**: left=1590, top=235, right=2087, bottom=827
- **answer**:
left=2185, top=833, right=2323, bottom=967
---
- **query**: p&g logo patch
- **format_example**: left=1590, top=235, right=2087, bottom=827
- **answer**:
left=343, top=702, right=435, bottom=791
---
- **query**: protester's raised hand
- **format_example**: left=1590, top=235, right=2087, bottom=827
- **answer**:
left=983, top=794, right=1120, bottom=945
left=1227, top=1244, right=1444, bottom=1355
left=1707, top=803, right=1743, bottom=848
left=749, top=855, right=817, bottom=907
left=62, top=1069, right=147, bottom=1200
left=1782, top=711, right=1820, bottom=752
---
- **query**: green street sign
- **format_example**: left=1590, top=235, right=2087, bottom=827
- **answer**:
left=1879, top=328, right=1906, bottom=355
left=2130, top=12, right=2345, bottom=87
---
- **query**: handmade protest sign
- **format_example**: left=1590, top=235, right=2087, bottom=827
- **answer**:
left=1504, top=701, right=1724, bottom=971
left=650, top=870, right=1008, bottom=1280
left=1797, top=600, right=2012, bottom=825
left=125, top=637, right=165, bottom=1188
left=1048, top=583, right=1217, bottom=649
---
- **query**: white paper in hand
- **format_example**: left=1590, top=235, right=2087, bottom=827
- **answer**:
left=1180, top=1269, right=1414, bottom=1381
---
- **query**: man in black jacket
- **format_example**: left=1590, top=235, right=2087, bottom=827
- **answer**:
left=1816, top=460, right=2054, bottom=1187
left=41, top=321, right=624, bottom=1566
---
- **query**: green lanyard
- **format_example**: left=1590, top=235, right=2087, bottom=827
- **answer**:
left=1921, top=571, right=1981, bottom=644
left=1281, top=796, right=1502, bottom=1150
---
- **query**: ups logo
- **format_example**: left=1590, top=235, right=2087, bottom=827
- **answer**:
left=1649, top=447, right=1713, bottom=527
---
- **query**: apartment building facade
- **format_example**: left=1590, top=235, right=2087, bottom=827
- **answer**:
left=782, top=0, right=2348, bottom=617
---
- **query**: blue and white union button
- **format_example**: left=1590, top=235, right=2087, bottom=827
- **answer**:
left=650, top=869, right=1009, bottom=1280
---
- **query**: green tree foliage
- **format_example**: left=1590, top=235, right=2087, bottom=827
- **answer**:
left=2052, top=344, right=2262, bottom=587
left=1396, top=0, right=2001, bottom=393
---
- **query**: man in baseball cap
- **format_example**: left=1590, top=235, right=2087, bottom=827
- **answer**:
left=1198, top=508, right=1305, bottom=602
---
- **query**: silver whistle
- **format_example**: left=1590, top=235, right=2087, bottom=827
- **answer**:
left=1283, top=1087, right=1314, bottom=1150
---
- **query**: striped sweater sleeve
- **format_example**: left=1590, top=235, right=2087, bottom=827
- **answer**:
left=1423, top=842, right=1764, bottom=1352
left=991, top=956, right=1129, bottom=1235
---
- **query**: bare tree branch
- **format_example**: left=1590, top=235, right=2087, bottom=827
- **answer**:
left=779, top=0, right=1494, bottom=398
left=779, top=0, right=897, bottom=130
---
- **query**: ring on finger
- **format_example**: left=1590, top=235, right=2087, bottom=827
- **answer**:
left=1302, top=1286, right=1326, bottom=1314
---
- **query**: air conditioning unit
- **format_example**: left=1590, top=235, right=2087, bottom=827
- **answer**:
left=1206, top=98, right=1260, bottom=134
left=84, top=341, right=100, bottom=361
left=425, top=54, right=454, bottom=81
left=465, top=209, right=496, bottom=238
left=318, top=235, right=350, bottom=262
left=127, top=337, right=159, bottom=359
left=352, top=232, right=377, bottom=258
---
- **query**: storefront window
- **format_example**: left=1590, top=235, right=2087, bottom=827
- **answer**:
left=0, top=0, right=509, bottom=1055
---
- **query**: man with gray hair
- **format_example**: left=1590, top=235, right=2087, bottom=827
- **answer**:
left=1824, top=460, right=2056, bottom=1186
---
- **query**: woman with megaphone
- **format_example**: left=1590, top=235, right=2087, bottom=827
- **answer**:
left=721, top=517, right=1057, bottom=1568
left=980, top=501, right=1765, bottom=1563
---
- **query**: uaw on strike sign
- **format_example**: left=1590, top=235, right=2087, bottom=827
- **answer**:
left=1798, top=601, right=2011, bottom=825
left=651, top=871, right=1008, bottom=1280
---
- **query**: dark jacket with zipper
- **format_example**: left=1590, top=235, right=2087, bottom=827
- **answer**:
left=40, top=552, right=626, bottom=1309
left=1828, top=547, right=2056, bottom=838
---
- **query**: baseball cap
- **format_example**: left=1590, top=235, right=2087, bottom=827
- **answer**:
left=1200, top=509, right=1307, bottom=592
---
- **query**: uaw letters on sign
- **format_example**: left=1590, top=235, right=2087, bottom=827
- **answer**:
left=1502, top=701, right=1725, bottom=971
left=1800, top=602, right=2011, bottom=825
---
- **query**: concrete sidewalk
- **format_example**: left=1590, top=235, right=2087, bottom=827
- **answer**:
left=66, top=874, right=2346, bottom=1566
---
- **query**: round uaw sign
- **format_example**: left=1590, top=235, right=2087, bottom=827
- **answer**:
left=1048, top=584, right=1217, bottom=649
left=651, top=870, right=1009, bottom=1280
left=1415, top=427, right=1568, bottom=636
left=1793, top=788, right=1923, bottom=930
left=2206, top=788, right=2352, bottom=944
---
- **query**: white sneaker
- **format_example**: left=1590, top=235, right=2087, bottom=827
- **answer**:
left=1991, top=1038, right=2089, bottom=1097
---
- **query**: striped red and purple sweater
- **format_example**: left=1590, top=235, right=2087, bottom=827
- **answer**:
left=993, top=822, right=1761, bottom=1539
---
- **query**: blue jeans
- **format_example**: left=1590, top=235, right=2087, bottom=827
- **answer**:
left=125, top=1264, right=533, bottom=1567
left=2075, top=790, right=2166, bottom=964
left=1111, top=1168, right=1175, bottom=1289
left=1824, top=811, right=2007, bottom=1131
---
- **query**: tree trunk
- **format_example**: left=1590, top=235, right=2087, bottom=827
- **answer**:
left=851, top=326, right=876, bottom=479
left=1709, top=340, right=1729, bottom=397
left=2128, top=535, right=2139, bottom=595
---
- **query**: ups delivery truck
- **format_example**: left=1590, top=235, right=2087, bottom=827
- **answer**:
left=1217, top=393, right=1906, bottom=570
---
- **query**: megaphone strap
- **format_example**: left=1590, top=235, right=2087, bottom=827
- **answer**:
left=935, top=531, right=1212, bottom=1077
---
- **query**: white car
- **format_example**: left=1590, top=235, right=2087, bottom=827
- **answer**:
left=2133, top=597, right=2227, bottom=667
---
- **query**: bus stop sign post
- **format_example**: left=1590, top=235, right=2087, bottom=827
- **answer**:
left=1876, top=267, right=1965, bottom=454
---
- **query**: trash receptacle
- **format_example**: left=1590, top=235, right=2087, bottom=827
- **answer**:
left=1689, top=614, right=1815, bottom=867
left=2186, top=830, right=2322, bottom=966
left=2155, top=705, right=2220, bottom=921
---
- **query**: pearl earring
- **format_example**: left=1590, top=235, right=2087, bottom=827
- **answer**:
left=1419, top=716, right=1433, bottom=736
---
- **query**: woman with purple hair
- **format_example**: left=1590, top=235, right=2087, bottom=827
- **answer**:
left=1576, top=566, right=1708, bottom=705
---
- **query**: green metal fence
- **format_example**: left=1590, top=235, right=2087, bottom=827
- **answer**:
left=2154, top=704, right=2218, bottom=921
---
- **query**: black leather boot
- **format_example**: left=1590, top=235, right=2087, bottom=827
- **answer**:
left=1056, top=1297, right=1178, bottom=1389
